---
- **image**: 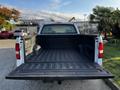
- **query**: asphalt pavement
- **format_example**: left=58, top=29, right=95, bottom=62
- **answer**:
left=0, top=39, right=112, bottom=90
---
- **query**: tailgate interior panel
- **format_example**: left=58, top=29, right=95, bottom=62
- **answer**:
left=6, top=63, right=113, bottom=80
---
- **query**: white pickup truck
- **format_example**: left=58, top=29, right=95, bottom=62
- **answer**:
left=6, top=22, right=113, bottom=81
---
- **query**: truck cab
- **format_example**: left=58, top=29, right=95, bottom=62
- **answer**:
left=6, top=22, right=113, bottom=80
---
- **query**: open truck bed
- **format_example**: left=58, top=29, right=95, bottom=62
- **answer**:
left=6, top=35, right=113, bottom=80
left=28, top=49, right=89, bottom=63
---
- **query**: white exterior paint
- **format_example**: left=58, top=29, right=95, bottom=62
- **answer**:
left=95, top=35, right=103, bottom=66
left=16, top=36, right=25, bottom=67
left=98, top=35, right=103, bottom=66
left=95, top=36, right=99, bottom=64
left=16, top=23, right=103, bottom=66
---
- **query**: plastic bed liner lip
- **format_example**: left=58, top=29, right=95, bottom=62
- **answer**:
left=6, top=63, right=114, bottom=80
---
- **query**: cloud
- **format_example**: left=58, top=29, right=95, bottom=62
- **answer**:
left=0, top=2, right=85, bottom=21
left=0, top=3, right=16, bottom=9
left=62, top=1, right=71, bottom=6
left=21, top=9, right=85, bottom=21
left=0, top=3, right=23, bottom=12
left=50, top=0, right=61, bottom=9
left=49, top=0, right=72, bottom=10
left=92, top=0, right=120, bottom=10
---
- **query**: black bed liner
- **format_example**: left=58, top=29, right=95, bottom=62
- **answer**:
left=6, top=49, right=113, bottom=80
left=6, top=63, right=113, bottom=80
left=27, top=49, right=89, bottom=63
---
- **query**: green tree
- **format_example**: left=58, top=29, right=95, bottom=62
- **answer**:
left=110, top=9, right=120, bottom=38
left=0, top=16, right=5, bottom=25
left=90, top=6, right=120, bottom=38
left=0, top=6, right=20, bottom=21
left=0, top=6, right=20, bottom=30
left=89, top=6, right=114, bottom=39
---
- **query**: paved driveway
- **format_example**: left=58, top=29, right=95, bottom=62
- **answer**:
left=0, top=40, right=111, bottom=90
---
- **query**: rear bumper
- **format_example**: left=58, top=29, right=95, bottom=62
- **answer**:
left=6, top=74, right=114, bottom=80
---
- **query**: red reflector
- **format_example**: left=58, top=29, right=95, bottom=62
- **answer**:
left=98, top=42, right=103, bottom=50
left=98, top=42, right=104, bottom=58
left=98, top=53, right=103, bottom=58
left=16, top=53, right=20, bottom=59
left=15, top=43, right=20, bottom=59
left=15, top=43, right=20, bottom=51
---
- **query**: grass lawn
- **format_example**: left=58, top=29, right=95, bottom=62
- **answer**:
left=103, top=39, right=120, bottom=86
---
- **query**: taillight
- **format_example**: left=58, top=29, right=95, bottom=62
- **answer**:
left=15, top=43, right=20, bottom=59
left=98, top=42, right=103, bottom=58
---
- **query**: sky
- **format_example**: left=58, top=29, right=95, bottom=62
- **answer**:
left=0, top=0, right=120, bottom=19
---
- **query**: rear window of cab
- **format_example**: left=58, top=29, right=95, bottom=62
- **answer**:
left=41, top=24, right=77, bottom=34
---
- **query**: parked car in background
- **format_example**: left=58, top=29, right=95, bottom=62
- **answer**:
left=0, top=31, right=13, bottom=39
left=13, top=30, right=28, bottom=37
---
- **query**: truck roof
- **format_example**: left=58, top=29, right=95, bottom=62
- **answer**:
left=41, top=22, right=75, bottom=25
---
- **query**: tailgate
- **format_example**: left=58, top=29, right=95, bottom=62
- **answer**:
left=6, top=63, right=113, bottom=80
